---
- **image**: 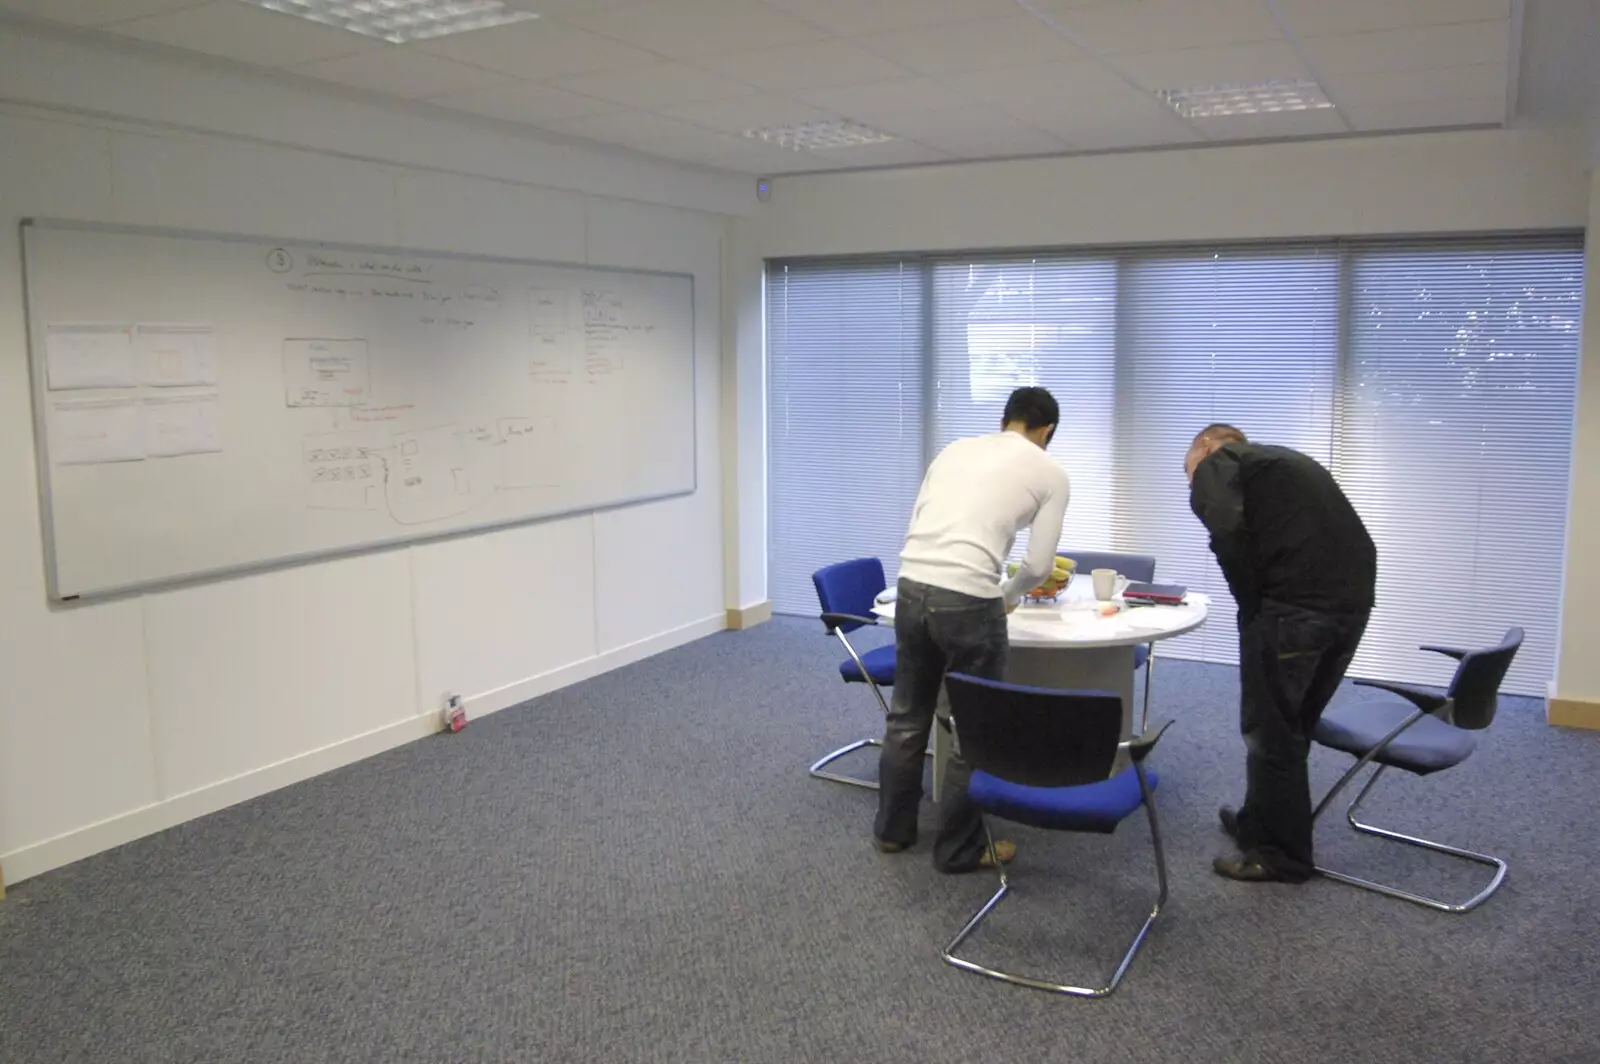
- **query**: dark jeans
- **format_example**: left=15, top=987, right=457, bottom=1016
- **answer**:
left=1233, top=599, right=1370, bottom=878
left=875, top=578, right=1009, bottom=873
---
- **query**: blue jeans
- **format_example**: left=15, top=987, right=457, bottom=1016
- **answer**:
left=875, top=578, right=1009, bottom=873
left=1234, top=599, right=1370, bottom=877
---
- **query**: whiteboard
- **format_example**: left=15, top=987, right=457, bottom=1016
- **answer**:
left=21, top=220, right=696, bottom=600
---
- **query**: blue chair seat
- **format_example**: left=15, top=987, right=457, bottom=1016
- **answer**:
left=840, top=644, right=895, bottom=686
left=1314, top=700, right=1477, bottom=776
left=969, top=765, right=1157, bottom=834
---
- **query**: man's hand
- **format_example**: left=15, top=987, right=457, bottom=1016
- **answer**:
left=1006, top=598, right=1021, bottom=614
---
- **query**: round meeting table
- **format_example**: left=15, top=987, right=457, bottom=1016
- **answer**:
left=872, top=573, right=1209, bottom=794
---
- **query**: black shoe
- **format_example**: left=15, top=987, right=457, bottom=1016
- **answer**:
left=1213, top=853, right=1309, bottom=884
left=1219, top=806, right=1241, bottom=843
left=874, top=836, right=910, bottom=854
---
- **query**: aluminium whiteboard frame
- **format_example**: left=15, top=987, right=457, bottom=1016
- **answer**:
left=21, top=217, right=698, bottom=603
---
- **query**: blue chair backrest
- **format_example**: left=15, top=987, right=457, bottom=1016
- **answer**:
left=1447, top=628, right=1524, bottom=730
left=946, top=674, right=1124, bottom=788
left=812, top=558, right=887, bottom=634
left=1059, top=550, right=1157, bottom=584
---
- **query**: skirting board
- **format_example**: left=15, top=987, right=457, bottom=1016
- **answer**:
left=1547, top=695, right=1600, bottom=730
left=0, top=612, right=725, bottom=886
left=725, top=600, right=772, bottom=631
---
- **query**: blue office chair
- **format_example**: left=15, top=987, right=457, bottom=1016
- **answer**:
left=1310, top=628, right=1523, bottom=913
left=1061, top=550, right=1159, bottom=733
left=941, top=674, right=1172, bottom=998
left=810, top=558, right=897, bottom=789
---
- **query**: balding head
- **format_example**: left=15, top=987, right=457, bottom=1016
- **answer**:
left=1185, top=423, right=1247, bottom=482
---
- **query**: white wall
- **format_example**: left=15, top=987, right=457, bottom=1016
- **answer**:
left=0, top=27, right=738, bottom=883
left=744, top=128, right=1589, bottom=257
left=1557, top=168, right=1600, bottom=700
left=730, top=126, right=1593, bottom=613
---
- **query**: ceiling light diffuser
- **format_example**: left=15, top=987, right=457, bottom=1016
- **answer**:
left=742, top=119, right=896, bottom=152
left=1157, top=79, right=1334, bottom=119
left=237, top=0, right=538, bottom=44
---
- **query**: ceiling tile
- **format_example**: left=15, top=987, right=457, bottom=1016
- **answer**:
left=0, top=0, right=201, bottom=26
left=552, top=63, right=757, bottom=108
left=798, top=139, right=955, bottom=169
left=862, top=103, right=999, bottom=138
left=1340, top=95, right=1505, bottom=130
left=794, top=78, right=973, bottom=125
left=110, top=1, right=380, bottom=68
left=663, top=94, right=835, bottom=135
left=1057, top=117, right=1205, bottom=150
left=1111, top=40, right=1311, bottom=91
left=1325, top=63, right=1508, bottom=107
left=548, top=109, right=716, bottom=148
left=416, top=20, right=660, bottom=80
left=528, top=0, right=659, bottom=14
left=1000, top=83, right=1181, bottom=125
left=1300, top=21, right=1511, bottom=76
left=950, top=61, right=1132, bottom=105
left=558, top=0, right=829, bottom=59
left=696, top=39, right=910, bottom=91
left=890, top=108, right=1072, bottom=157
left=431, top=82, right=621, bottom=125
left=763, top=0, right=1023, bottom=37
left=1050, top=0, right=1284, bottom=55
left=627, top=128, right=802, bottom=172
left=1190, top=106, right=1349, bottom=140
left=851, top=15, right=1088, bottom=74
left=1272, top=0, right=1510, bottom=38
left=1004, top=89, right=1202, bottom=147
left=294, top=49, right=518, bottom=100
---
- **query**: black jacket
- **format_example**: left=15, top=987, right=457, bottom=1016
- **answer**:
left=1189, top=442, right=1376, bottom=620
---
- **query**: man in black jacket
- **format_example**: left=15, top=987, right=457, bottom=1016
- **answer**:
left=1185, top=424, right=1377, bottom=883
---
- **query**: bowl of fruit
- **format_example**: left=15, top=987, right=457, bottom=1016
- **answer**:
left=1008, top=556, right=1075, bottom=602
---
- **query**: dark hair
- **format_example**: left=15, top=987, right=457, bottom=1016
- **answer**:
left=1196, top=423, right=1247, bottom=445
left=1002, top=387, right=1059, bottom=432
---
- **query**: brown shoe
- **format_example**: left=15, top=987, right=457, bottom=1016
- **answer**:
left=979, top=840, right=1016, bottom=867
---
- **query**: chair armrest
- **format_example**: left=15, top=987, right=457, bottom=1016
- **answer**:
left=1121, top=719, right=1174, bottom=763
left=821, top=612, right=880, bottom=633
left=1353, top=678, right=1450, bottom=714
left=1419, top=644, right=1467, bottom=661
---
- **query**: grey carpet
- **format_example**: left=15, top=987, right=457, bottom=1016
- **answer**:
left=3, top=617, right=1599, bottom=1064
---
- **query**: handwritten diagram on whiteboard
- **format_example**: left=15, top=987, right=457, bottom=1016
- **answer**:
left=22, top=220, right=697, bottom=600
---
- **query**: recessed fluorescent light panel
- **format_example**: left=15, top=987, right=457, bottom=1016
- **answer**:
left=1157, top=79, right=1334, bottom=119
left=743, top=119, right=896, bottom=152
left=238, top=0, right=538, bottom=44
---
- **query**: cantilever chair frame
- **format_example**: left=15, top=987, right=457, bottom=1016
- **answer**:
left=941, top=674, right=1173, bottom=998
left=1312, top=633, right=1522, bottom=914
left=809, top=609, right=891, bottom=789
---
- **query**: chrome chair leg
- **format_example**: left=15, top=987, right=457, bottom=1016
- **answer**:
left=809, top=737, right=883, bottom=789
left=1313, top=764, right=1507, bottom=913
left=940, top=775, right=1167, bottom=998
left=810, top=630, right=893, bottom=790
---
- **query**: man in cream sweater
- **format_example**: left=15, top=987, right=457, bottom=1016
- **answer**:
left=876, top=387, right=1072, bottom=872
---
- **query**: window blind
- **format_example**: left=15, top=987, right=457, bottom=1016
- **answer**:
left=1119, top=246, right=1340, bottom=661
left=930, top=256, right=1118, bottom=560
left=765, top=234, right=1582, bottom=695
left=1335, top=238, right=1583, bottom=693
left=766, top=260, right=926, bottom=616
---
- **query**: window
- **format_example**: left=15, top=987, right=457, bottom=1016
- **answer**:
left=766, top=260, right=925, bottom=615
left=1118, top=246, right=1340, bottom=661
left=766, top=235, right=1582, bottom=696
left=1336, top=239, right=1585, bottom=692
left=931, top=257, right=1117, bottom=555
